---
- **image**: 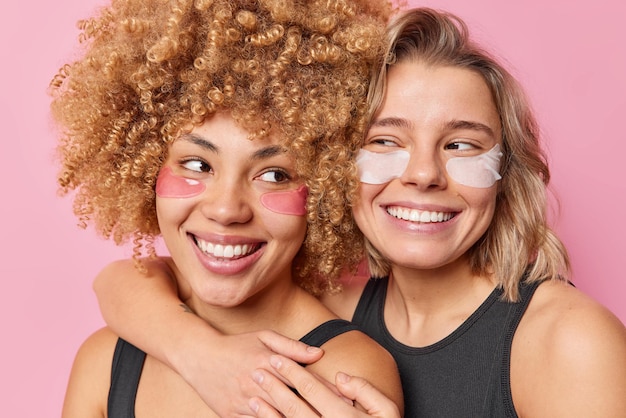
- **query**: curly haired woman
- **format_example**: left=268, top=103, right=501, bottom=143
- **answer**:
left=51, top=0, right=403, bottom=417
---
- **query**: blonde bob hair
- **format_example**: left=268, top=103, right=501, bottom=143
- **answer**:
left=365, top=8, right=570, bottom=301
left=50, top=0, right=392, bottom=295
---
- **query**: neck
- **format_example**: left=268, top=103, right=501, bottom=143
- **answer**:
left=185, top=276, right=329, bottom=339
left=384, top=256, right=496, bottom=346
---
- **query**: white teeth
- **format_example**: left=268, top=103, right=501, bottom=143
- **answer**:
left=387, top=207, right=453, bottom=223
left=195, top=238, right=255, bottom=259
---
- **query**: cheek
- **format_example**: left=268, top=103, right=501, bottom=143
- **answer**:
left=353, top=184, right=382, bottom=230
left=260, top=185, right=308, bottom=216
left=462, top=186, right=498, bottom=231
left=259, top=208, right=308, bottom=251
left=156, top=166, right=206, bottom=198
left=156, top=195, right=193, bottom=234
left=256, top=187, right=308, bottom=245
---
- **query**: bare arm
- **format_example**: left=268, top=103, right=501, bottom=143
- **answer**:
left=93, top=258, right=324, bottom=417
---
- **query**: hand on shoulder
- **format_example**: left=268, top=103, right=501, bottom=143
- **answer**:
left=252, top=352, right=403, bottom=418
left=309, top=328, right=403, bottom=413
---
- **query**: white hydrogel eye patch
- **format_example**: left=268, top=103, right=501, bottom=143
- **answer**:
left=356, top=149, right=410, bottom=184
left=356, top=144, right=503, bottom=187
left=445, top=144, right=503, bottom=188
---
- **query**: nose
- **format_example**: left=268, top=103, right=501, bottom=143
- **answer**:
left=399, top=149, right=447, bottom=190
left=199, top=179, right=254, bottom=225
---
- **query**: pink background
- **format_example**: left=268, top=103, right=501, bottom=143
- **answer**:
left=2, top=0, right=624, bottom=416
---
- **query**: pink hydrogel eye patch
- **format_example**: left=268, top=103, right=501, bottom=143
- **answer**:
left=260, top=185, right=308, bottom=216
left=155, top=166, right=206, bottom=198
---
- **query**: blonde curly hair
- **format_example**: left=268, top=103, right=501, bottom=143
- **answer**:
left=365, top=8, right=570, bottom=302
left=50, top=0, right=393, bottom=295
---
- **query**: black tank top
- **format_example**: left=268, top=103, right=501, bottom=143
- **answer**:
left=107, top=319, right=360, bottom=417
left=352, top=277, right=540, bottom=418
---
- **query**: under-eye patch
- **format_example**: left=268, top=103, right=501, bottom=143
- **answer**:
left=260, top=185, right=308, bottom=216
left=356, top=149, right=411, bottom=184
left=356, top=144, right=503, bottom=188
left=155, top=166, right=206, bottom=198
left=445, top=144, right=503, bottom=188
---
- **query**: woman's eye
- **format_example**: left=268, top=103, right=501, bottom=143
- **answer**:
left=258, top=170, right=291, bottom=183
left=368, top=137, right=398, bottom=147
left=446, top=142, right=475, bottom=151
left=181, top=159, right=210, bottom=173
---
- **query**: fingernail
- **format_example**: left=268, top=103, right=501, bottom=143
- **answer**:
left=252, top=371, right=264, bottom=384
left=307, top=346, right=322, bottom=353
left=337, top=371, right=351, bottom=383
left=249, top=399, right=260, bottom=413
left=269, top=355, right=282, bottom=369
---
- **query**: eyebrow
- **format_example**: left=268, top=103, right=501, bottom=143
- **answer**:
left=370, top=117, right=414, bottom=130
left=179, top=133, right=287, bottom=159
left=444, top=120, right=495, bottom=137
left=370, top=117, right=495, bottom=137
left=251, top=145, right=287, bottom=160
left=179, top=133, right=217, bottom=152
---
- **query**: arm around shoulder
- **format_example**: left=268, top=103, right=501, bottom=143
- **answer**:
left=93, top=258, right=180, bottom=340
left=93, top=258, right=325, bottom=417
left=93, top=257, right=210, bottom=370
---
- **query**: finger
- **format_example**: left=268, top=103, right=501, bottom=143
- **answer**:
left=249, top=397, right=284, bottom=418
left=268, top=355, right=358, bottom=417
left=313, top=371, right=354, bottom=405
left=252, top=368, right=320, bottom=418
left=258, top=330, right=324, bottom=365
left=335, top=373, right=401, bottom=418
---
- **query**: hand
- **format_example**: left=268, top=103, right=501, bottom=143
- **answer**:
left=250, top=355, right=402, bottom=418
left=180, top=332, right=324, bottom=418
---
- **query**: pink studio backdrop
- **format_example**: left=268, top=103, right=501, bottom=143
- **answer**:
left=2, top=0, right=624, bottom=416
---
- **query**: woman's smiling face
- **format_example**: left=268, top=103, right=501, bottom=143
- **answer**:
left=156, top=112, right=307, bottom=307
left=354, top=61, right=502, bottom=272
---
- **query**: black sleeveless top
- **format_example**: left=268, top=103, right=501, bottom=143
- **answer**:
left=107, top=319, right=359, bottom=417
left=352, top=277, right=540, bottom=418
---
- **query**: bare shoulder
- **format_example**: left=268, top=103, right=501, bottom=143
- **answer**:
left=512, top=280, right=626, bottom=417
left=307, top=328, right=403, bottom=414
left=61, top=327, right=119, bottom=418
left=319, top=273, right=369, bottom=320
left=519, top=279, right=626, bottom=345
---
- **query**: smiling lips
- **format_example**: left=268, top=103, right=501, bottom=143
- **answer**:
left=194, top=236, right=262, bottom=259
left=386, top=206, right=455, bottom=223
